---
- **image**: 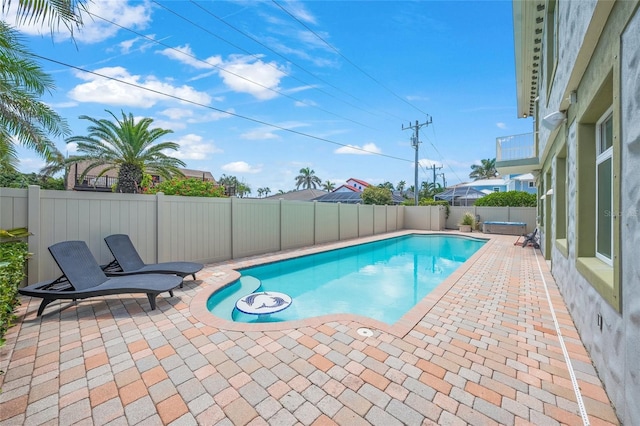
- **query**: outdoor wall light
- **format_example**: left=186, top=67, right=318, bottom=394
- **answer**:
left=546, top=188, right=554, bottom=195
left=541, top=111, right=566, bottom=130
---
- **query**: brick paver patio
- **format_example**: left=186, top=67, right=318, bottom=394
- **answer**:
left=0, top=231, right=619, bottom=425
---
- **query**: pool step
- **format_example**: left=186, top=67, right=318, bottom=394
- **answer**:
left=208, top=275, right=261, bottom=321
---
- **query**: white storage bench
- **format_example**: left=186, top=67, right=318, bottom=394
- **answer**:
left=482, top=221, right=526, bottom=235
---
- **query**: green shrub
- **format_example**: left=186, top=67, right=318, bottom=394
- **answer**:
left=361, top=186, right=392, bottom=205
left=460, top=212, right=475, bottom=226
left=143, top=178, right=226, bottom=197
left=474, top=191, right=537, bottom=207
left=0, top=241, right=28, bottom=346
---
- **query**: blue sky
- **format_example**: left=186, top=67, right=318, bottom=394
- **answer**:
left=5, top=0, right=533, bottom=194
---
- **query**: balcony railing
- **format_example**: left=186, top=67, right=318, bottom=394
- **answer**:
left=74, top=175, right=118, bottom=192
left=496, top=132, right=536, bottom=162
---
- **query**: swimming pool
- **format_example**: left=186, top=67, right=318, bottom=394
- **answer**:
left=207, top=234, right=486, bottom=324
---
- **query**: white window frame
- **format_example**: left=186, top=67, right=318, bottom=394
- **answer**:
left=595, top=107, right=613, bottom=265
left=493, top=187, right=500, bottom=192
left=528, top=181, right=535, bottom=188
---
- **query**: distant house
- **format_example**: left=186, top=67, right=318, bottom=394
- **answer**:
left=504, top=173, right=537, bottom=194
left=333, top=178, right=370, bottom=193
left=313, top=191, right=405, bottom=205
left=67, top=161, right=216, bottom=192
left=264, top=189, right=327, bottom=201
left=434, top=187, right=487, bottom=206
left=456, top=178, right=507, bottom=194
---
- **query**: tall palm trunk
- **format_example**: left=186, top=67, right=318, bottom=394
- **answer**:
left=117, top=163, right=142, bottom=193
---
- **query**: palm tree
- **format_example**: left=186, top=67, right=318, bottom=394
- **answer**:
left=237, top=182, right=251, bottom=198
left=0, top=22, right=70, bottom=172
left=378, top=181, right=394, bottom=191
left=263, top=187, right=270, bottom=197
left=322, top=180, right=335, bottom=192
left=469, top=158, right=498, bottom=180
left=3, top=0, right=87, bottom=36
left=66, top=110, right=185, bottom=193
left=1, top=0, right=89, bottom=172
left=295, top=167, right=321, bottom=190
left=396, top=180, right=406, bottom=192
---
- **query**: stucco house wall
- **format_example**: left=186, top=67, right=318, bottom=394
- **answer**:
left=506, top=1, right=639, bottom=423
left=536, top=2, right=639, bottom=423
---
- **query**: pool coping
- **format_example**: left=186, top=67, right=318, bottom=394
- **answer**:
left=190, top=230, right=496, bottom=338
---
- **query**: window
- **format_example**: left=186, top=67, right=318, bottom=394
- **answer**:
left=596, top=108, right=613, bottom=265
left=528, top=181, right=535, bottom=188
left=545, top=0, right=558, bottom=90
left=493, top=187, right=500, bottom=192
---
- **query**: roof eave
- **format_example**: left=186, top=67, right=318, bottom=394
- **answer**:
left=514, top=0, right=545, bottom=119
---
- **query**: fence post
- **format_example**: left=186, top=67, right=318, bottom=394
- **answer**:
left=27, top=185, right=41, bottom=284
left=156, top=192, right=168, bottom=263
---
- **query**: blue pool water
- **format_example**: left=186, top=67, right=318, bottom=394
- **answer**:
left=207, top=234, right=486, bottom=324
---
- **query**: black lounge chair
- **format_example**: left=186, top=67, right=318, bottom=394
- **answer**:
left=18, top=241, right=183, bottom=316
left=103, top=234, right=203, bottom=280
left=521, top=228, right=539, bottom=248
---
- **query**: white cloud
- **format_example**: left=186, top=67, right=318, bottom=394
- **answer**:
left=218, top=55, right=286, bottom=100
left=172, top=134, right=223, bottom=160
left=158, top=45, right=222, bottom=70
left=158, top=45, right=287, bottom=100
left=158, top=108, right=234, bottom=124
left=222, top=161, right=262, bottom=174
left=335, top=143, right=382, bottom=155
left=68, top=67, right=212, bottom=108
left=5, top=1, right=153, bottom=43
left=66, top=142, right=79, bottom=154
left=16, top=157, right=46, bottom=173
left=187, top=109, right=235, bottom=123
left=240, top=128, right=280, bottom=141
left=282, top=1, right=317, bottom=25
left=496, top=122, right=507, bottom=129
left=159, top=108, right=193, bottom=120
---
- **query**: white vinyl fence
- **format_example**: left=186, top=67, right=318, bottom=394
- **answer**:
left=1, top=186, right=452, bottom=284
left=446, top=206, right=537, bottom=233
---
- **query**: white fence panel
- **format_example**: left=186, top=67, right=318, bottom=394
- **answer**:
left=373, top=205, right=387, bottom=234
left=281, top=201, right=315, bottom=250
left=0, top=188, right=28, bottom=230
left=358, top=205, right=374, bottom=237
left=339, top=204, right=359, bottom=240
left=231, top=198, right=281, bottom=258
left=315, top=202, right=340, bottom=244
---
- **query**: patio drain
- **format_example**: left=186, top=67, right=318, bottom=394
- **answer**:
left=357, top=327, right=374, bottom=337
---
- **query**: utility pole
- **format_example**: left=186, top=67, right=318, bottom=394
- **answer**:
left=403, top=116, right=432, bottom=205
left=431, top=164, right=443, bottom=188
left=438, top=172, right=446, bottom=188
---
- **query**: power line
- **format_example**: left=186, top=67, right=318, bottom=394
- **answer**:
left=33, top=53, right=414, bottom=163
left=272, top=0, right=431, bottom=118
left=86, top=9, right=378, bottom=131
left=187, top=0, right=394, bottom=123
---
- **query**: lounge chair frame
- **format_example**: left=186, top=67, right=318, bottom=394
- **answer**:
left=103, top=234, right=203, bottom=280
left=18, top=241, right=182, bottom=316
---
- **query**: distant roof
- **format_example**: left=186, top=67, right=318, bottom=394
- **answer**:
left=179, top=168, right=215, bottom=181
left=512, top=173, right=535, bottom=181
left=333, top=184, right=360, bottom=193
left=346, top=178, right=371, bottom=187
left=459, top=178, right=507, bottom=187
left=313, top=191, right=405, bottom=205
left=435, top=187, right=487, bottom=204
left=264, top=189, right=327, bottom=201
